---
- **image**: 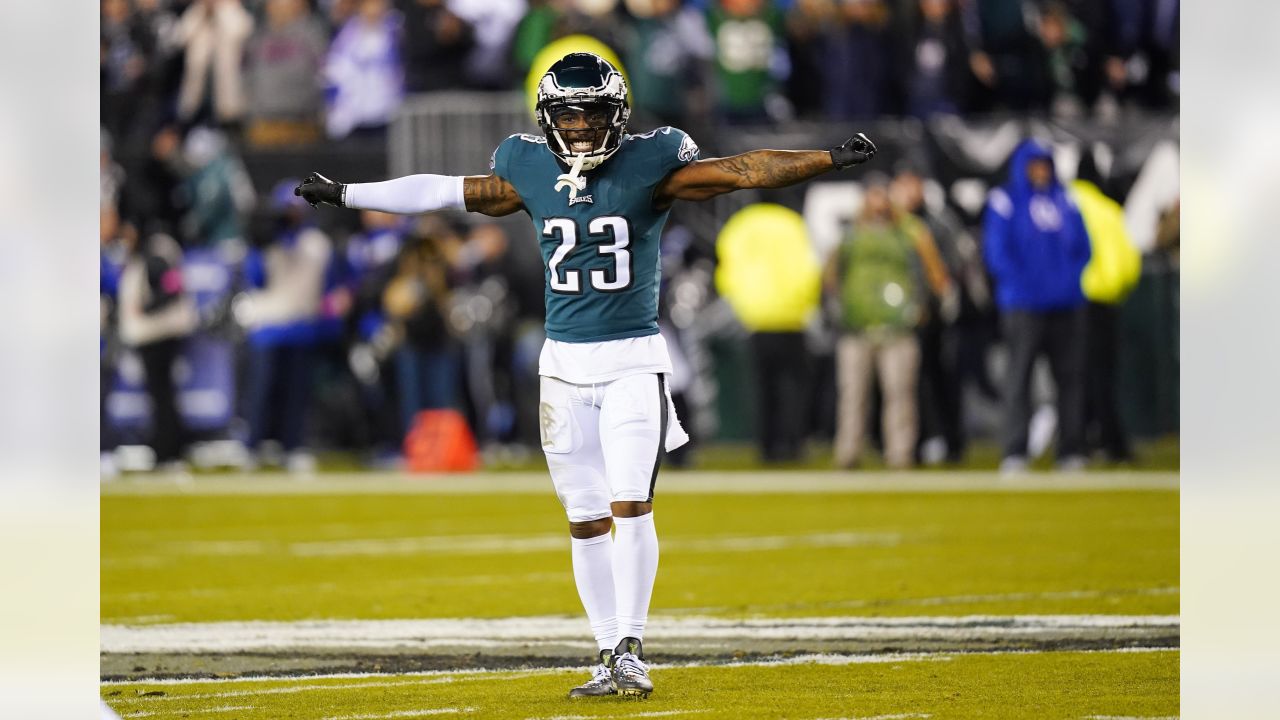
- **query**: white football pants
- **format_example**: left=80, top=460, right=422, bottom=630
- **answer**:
left=539, top=373, right=686, bottom=522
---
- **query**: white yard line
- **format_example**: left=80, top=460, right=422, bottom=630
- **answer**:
left=121, top=705, right=254, bottom=718
left=101, top=532, right=903, bottom=570
left=108, top=678, right=458, bottom=704
left=529, top=707, right=711, bottom=712
left=665, top=586, right=1180, bottom=616
left=101, top=614, right=1180, bottom=654
left=322, top=710, right=474, bottom=720
left=814, top=715, right=932, bottom=720
left=101, top=647, right=1177, bottom=689
left=102, top=471, right=1178, bottom=497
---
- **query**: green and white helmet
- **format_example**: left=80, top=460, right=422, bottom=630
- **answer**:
left=535, top=52, right=630, bottom=172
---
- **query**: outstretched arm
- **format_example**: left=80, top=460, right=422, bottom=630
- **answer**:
left=654, top=133, right=876, bottom=207
left=461, top=175, right=525, bottom=216
left=294, top=173, right=524, bottom=217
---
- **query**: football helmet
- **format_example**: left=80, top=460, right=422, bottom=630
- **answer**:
left=535, top=53, right=630, bottom=172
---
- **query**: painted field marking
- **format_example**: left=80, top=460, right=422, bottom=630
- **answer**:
left=815, top=714, right=932, bottom=720
left=529, top=707, right=711, bottom=712
left=101, top=614, right=1180, bottom=654
left=109, top=678, right=458, bottom=704
left=666, top=586, right=1180, bottom=616
left=107, top=531, right=902, bottom=565
left=101, top=648, right=1177, bottom=690
left=322, top=710, right=475, bottom=720
left=1082, top=716, right=1179, bottom=719
left=102, top=471, right=1178, bottom=497
left=120, top=705, right=254, bottom=718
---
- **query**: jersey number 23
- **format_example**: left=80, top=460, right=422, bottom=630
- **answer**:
left=543, top=216, right=634, bottom=295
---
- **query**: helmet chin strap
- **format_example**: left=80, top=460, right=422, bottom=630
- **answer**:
left=555, top=152, right=588, bottom=200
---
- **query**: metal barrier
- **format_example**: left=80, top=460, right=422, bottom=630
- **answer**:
left=389, top=92, right=537, bottom=178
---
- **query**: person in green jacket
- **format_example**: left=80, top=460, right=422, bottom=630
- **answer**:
left=825, top=173, right=952, bottom=469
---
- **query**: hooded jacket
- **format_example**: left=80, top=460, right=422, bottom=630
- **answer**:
left=983, top=140, right=1091, bottom=311
left=1072, top=179, right=1142, bottom=305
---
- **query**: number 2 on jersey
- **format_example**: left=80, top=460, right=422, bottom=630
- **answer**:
left=544, top=216, right=633, bottom=294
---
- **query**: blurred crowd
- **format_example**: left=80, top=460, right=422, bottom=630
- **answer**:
left=100, top=0, right=1180, bottom=474
left=101, top=0, right=1179, bottom=153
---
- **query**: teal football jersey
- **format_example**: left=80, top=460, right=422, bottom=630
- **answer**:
left=491, top=127, right=700, bottom=343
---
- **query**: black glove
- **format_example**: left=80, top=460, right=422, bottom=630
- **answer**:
left=294, top=172, right=345, bottom=208
left=830, top=133, right=877, bottom=169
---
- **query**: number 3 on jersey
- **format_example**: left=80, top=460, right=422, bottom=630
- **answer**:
left=544, top=216, right=633, bottom=294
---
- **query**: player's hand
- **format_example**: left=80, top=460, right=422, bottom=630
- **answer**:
left=830, top=133, right=877, bottom=169
left=294, top=172, right=345, bottom=207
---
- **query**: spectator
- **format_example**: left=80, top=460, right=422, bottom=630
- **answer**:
left=116, top=229, right=200, bottom=470
left=175, top=0, right=255, bottom=130
left=1072, top=151, right=1141, bottom=462
left=325, top=0, right=361, bottom=29
left=511, top=0, right=568, bottom=78
left=1153, top=197, right=1179, bottom=267
left=715, top=203, right=821, bottom=463
left=383, top=216, right=463, bottom=439
left=101, top=0, right=152, bottom=142
left=450, top=223, right=521, bottom=446
left=621, top=0, right=715, bottom=128
left=343, top=210, right=411, bottom=461
left=783, top=0, right=832, bottom=119
left=967, top=0, right=1047, bottom=111
left=401, top=0, right=476, bottom=92
left=826, top=175, right=951, bottom=469
left=1034, top=1, right=1090, bottom=116
left=891, top=163, right=973, bottom=463
left=983, top=139, right=1092, bottom=473
left=155, top=125, right=256, bottom=248
left=323, top=0, right=405, bottom=139
left=236, top=180, right=348, bottom=472
left=897, top=0, right=978, bottom=119
left=1105, top=0, right=1179, bottom=110
left=445, top=0, right=527, bottom=89
left=821, top=0, right=894, bottom=120
left=126, top=0, right=186, bottom=152
left=101, top=194, right=131, bottom=477
left=244, top=0, right=328, bottom=146
left=705, top=0, right=787, bottom=124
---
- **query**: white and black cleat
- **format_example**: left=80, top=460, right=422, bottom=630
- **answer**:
left=568, top=650, right=617, bottom=698
left=611, top=637, right=653, bottom=699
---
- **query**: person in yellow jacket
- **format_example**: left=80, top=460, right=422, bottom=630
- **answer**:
left=716, top=202, right=821, bottom=462
left=1071, top=153, right=1141, bottom=462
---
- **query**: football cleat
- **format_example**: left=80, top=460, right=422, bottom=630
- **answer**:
left=567, top=650, right=616, bottom=698
left=611, top=637, right=653, bottom=698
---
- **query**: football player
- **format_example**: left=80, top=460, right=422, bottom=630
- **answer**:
left=296, top=52, right=876, bottom=699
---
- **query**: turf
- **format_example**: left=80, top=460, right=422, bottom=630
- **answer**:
left=101, top=477, right=1177, bottom=623
left=101, top=649, right=1179, bottom=719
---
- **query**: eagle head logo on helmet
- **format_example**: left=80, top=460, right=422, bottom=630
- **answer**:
left=535, top=53, right=630, bottom=173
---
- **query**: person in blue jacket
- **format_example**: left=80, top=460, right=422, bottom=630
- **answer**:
left=983, top=139, right=1092, bottom=473
left=237, top=179, right=349, bottom=472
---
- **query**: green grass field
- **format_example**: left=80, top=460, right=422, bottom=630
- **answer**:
left=101, top=470, right=1179, bottom=718
left=102, top=649, right=1179, bottom=719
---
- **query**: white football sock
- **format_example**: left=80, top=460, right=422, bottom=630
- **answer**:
left=612, top=512, right=659, bottom=642
left=570, top=531, right=618, bottom=652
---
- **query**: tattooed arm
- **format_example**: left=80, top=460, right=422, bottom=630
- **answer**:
left=463, top=175, right=525, bottom=217
left=653, top=133, right=877, bottom=209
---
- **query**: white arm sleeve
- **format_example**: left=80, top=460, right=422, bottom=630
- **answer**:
left=343, top=174, right=466, bottom=214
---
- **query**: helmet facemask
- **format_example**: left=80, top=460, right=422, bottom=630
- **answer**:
left=535, top=54, right=630, bottom=173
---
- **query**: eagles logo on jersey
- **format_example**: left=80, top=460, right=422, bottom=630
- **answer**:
left=535, top=53, right=631, bottom=174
